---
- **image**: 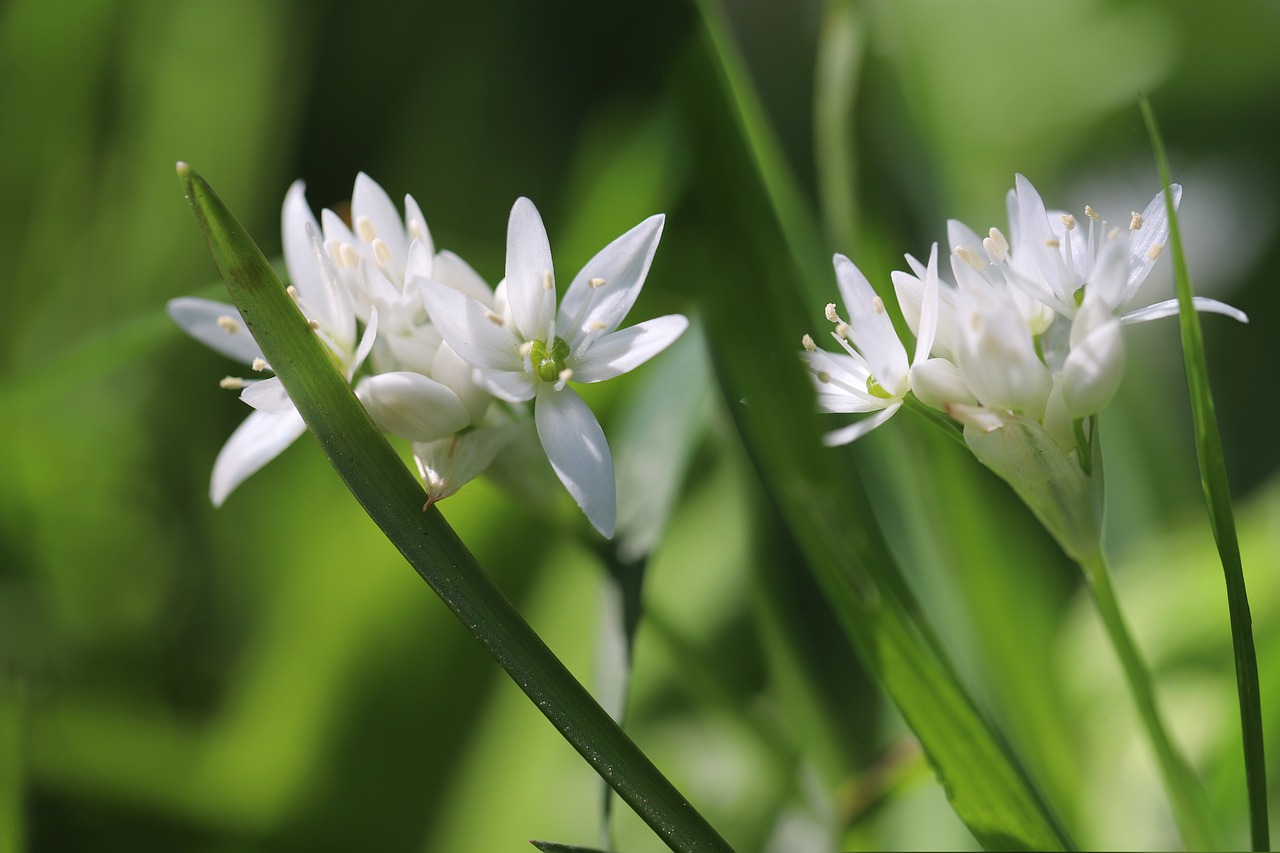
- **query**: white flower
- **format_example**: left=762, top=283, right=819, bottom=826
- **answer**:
left=420, top=198, right=687, bottom=537
left=170, top=180, right=469, bottom=506
left=801, top=247, right=940, bottom=445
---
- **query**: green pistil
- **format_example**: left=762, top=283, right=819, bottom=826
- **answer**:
left=529, top=336, right=571, bottom=383
left=1073, top=285, right=1086, bottom=307
left=865, top=376, right=894, bottom=400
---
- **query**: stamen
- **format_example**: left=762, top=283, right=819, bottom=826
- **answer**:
left=954, top=245, right=984, bottom=270
left=1084, top=205, right=1100, bottom=221
left=518, top=341, right=533, bottom=358
left=871, top=296, right=886, bottom=315
left=543, top=269, right=554, bottom=291
left=484, top=310, right=504, bottom=326
left=1147, top=243, right=1164, bottom=261
left=834, top=322, right=851, bottom=340
left=371, top=237, right=393, bottom=268
left=1107, top=227, right=1121, bottom=241
left=251, top=358, right=268, bottom=372
left=825, top=303, right=840, bottom=323
left=1061, top=213, right=1077, bottom=231
left=286, top=285, right=300, bottom=302
left=339, top=243, right=360, bottom=269
left=801, top=333, right=816, bottom=352
left=1045, top=238, right=1061, bottom=249
left=986, top=227, right=1009, bottom=261
left=219, top=376, right=246, bottom=390
left=556, top=367, right=573, bottom=390
left=307, top=319, right=321, bottom=330
left=355, top=215, right=377, bottom=243
left=816, top=370, right=831, bottom=384
left=216, top=315, right=239, bottom=334
left=589, top=277, right=605, bottom=288
left=1130, top=211, right=1143, bottom=231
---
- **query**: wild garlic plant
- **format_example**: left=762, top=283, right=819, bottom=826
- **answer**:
left=801, top=173, right=1249, bottom=848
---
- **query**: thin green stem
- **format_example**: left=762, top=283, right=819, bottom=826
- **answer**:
left=1078, top=550, right=1216, bottom=850
left=1142, top=95, right=1269, bottom=852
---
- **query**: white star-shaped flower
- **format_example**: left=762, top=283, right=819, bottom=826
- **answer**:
left=420, top=197, right=687, bottom=536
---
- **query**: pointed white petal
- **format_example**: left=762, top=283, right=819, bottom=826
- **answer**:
left=405, top=239, right=435, bottom=284
left=571, top=315, right=688, bottom=383
left=506, top=197, right=556, bottom=339
left=404, top=193, right=435, bottom=258
left=281, top=181, right=325, bottom=317
left=475, top=368, right=537, bottom=403
left=353, top=172, right=408, bottom=268
left=822, top=404, right=901, bottom=446
left=912, top=243, right=940, bottom=366
left=1062, top=309, right=1125, bottom=418
left=420, top=281, right=522, bottom=371
left=432, top=250, right=496, bottom=307
left=168, top=298, right=264, bottom=364
left=355, top=372, right=470, bottom=442
left=350, top=305, right=379, bottom=375
left=1125, top=184, right=1181, bottom=299
left=1120, top=297, right=1249, bottom=326
left=536, top=384, right=616, bottom=537
left=560, top=214, right=665, bottom=338
left=413, top=420, right=523, bottom=505
left=834, top=253, right=909, bottom=397
left=910, top=357, right=977, bottom=411
left=357, top=260, right=408, bottom=332
left=303, top=222, right=355, bottom=352
left=210, top=408, right=307, bottom=506
left=321, top=207, right=358, bottom=253
left=240, top=376, right=293, bottom=411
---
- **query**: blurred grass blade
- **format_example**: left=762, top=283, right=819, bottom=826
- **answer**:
left=531, top=842, right=613, bottom=853
left=0, top=684, right=23, bottom=853
left=176, top=164, right=731, bottom=853
left=677, top=31, right=1073, bottom=850
left=813, top=0, right=863, bottom=252
left=1141, top=98, right=1269, bottom=852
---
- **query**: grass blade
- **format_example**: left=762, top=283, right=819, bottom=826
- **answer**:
left=176, top=163, right=731, bottom=853
left=1140, top=97, right=1269, bottom=851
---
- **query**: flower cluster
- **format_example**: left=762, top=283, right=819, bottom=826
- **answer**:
left=803, top=174, right=1247, bottom=457
left=170, top=174, right=686, bottom=537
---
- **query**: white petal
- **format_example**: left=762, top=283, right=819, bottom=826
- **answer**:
left=303, top=222, right=356, bottom=353
left=822, top=404, right=901, bottom=447
left=432, top=341, right=492, bottom=423
left=210, top=408, right=307, bottom=506
left=420, top=281, right=522, bottom=371
left=167, top=297, right=263, bottom=364
left=476, top=369, right=537, bottom=403
left=240, top=376, right=292, bottom=411
left=1120, top=297, right=1249, bottom=326
left=355, top=372, right=470, bottom=442
left=413, top=421, right=523, bottom=505
left=912, top=243, right=940, bottom=366
left=505, top=197, right=556, bottom=339
left=560, top=214, right=665, bottom=338
left=281, top=181, right=327, bottom=324
left=910, top=357, right=977, bottom=411
left=432, top=250, right=496, bottom=307
left=834, top=254, right=909, bottom=397
left=350, top=305, right=379, bottom=375
left=357, top=261, right=409, bottom=333
left=1125, top=184, right=1181, bottom=300
left=405, top=239, right=435, bottom=285
left=1062, top=315, right=1125, bottom=418
left=535, top=384, right=616, bottom=537
left=353, top=172, right=408, bottom=268
left=571, top=315, right=688, bottom=383
left=404, top=194, right=435, bottom=258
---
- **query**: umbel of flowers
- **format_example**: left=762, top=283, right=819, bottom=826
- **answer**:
left=170, top=174, right=686, bottom=538
left=801, top=174, right=1247, bottom=560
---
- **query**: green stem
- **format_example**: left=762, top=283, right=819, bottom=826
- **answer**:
left=1078, top=550, right=1216, bottom=850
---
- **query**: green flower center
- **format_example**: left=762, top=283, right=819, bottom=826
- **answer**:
left=865, top=376, right=894, bottom=400
left=529, top=336, right=571, bottom=383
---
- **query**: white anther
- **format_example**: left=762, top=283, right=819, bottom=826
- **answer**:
left=589, top=277, right=606, bottom=288
left=983, top=237, right=1004, bottom=263
left=825, top=303, right=840, bottom=323
left=308, top=319, right=321, bottom=330
left=518, top=341, right=534, bottom=358
left=954, top=245, right=984, bottom=270
left=219, top=376, right=246, bottom=390
left=1130, top=211, right=1143, bottom=231
left=1085, top=205, right=1100, bottom=221
left=484, top=310, right=504, bottom=326
left=543, top=269, right=554, bottom=291
left=339, top=243, right=360, bottom=269
left=987, top=227, right=1009, bottom=257
left=557, top=368, right=573, bottom=384
left=816, top=370, right=831, bottom=384
left=1045, top=238, right=1061, bottom=249
left=872, top=296, right=886, bottom=314
left=1147, top=243, right=1164, bottom=261
left=1107, top=227, right=1121, bottom=241
left=834, top=322, right=851, bottom=339
left=286, top=285, right=300, bottom=302
left=355, top=215, right=377, bottom=243
left=216, top=315, right=239, bottom=334
left=1061, top=213, right=1077, bottom=231
left=251, top=358, right=268, bottom=372
left=588, top=320, right=607, bottom=331
left=801, top=333, right=816, bottom=352
left=371, top=237, right=393, bottom=267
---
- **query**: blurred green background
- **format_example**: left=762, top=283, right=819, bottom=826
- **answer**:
left=2, top=0, right=1279, bottom=850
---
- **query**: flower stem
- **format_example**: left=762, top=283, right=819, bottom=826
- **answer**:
left=1078, top=549, right=1217, bottom=850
